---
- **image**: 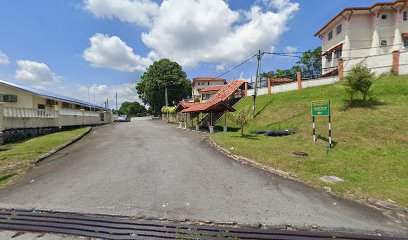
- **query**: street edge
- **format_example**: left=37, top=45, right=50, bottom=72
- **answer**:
left=206, top=136, right=408, bottom=220
left=35, top=127, right=92, bottom=165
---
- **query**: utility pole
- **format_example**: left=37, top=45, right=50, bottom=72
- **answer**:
left=106, top=98, right=109, bottom=109
left=165, top=86, right=169, bottom=123
left=115, top=92, right=118, bottom=113
left=253, top=49, right=262, bottom=114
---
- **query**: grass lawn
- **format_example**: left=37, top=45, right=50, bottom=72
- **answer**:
left=213, top=76, right=408, bottom=207
left=0, top=127, right=90, bottom=187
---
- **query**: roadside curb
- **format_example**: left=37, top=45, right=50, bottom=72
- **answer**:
left=207, top=136, right=408, bottom=221
left=35, top=127, right=92, bottom=165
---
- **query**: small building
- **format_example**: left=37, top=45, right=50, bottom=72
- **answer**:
left=0, top=80, right=112, bottom=144
left=191, top=77, right=226, bottom=100
left=0, top=80, right=105, bottom=111
left=198, top=85, right=224, bottom=101
left=315, top=0, right=408, bottom=76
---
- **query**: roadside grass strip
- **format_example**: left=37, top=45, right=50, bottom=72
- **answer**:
left=213, top=75, right=408, bottom=208
left=0, top=127, right=91, bottom=188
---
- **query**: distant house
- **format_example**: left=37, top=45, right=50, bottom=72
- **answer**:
left=191, top=77, right=226, bottom=100
left=315, top=0, right=408, bottom=76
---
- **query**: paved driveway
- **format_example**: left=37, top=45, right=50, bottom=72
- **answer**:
left=0, top=118, right=406, bottom=236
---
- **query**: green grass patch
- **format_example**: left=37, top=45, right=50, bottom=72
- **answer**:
left=0, top=127, right=90, bottom=187
left=213, top=75, right=408, bottom=207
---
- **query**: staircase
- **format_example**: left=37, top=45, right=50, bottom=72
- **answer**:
left=198, top=96, right=242, bottom=128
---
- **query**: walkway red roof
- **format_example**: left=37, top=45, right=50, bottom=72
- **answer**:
left=182, top=79, right=245, bottom=113
left=199, top=85, right=224, bottom=93
left=175, top=101, right=199, bottom=112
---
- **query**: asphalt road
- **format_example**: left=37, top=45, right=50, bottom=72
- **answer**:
left=0, top=118, right=406, bottom=236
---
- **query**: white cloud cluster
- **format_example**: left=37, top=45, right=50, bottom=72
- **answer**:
left=84, top=0, right=299, bottom=69
left=84, top=0, right=159, bottom=27
left=15, top=60, right=59, bottom=84
left=0, top=50, right=9, bottom=64
left=83, top=33, right=153, bottom=72
left=78, top=83, right=142, bottom=108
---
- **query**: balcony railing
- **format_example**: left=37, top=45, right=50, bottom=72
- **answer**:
left=3, top=107, right=57, bottom=118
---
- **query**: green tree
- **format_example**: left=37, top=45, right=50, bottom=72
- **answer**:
left=118, top=101, right=147, bottom=117
left=228, top=107, right=253, bottom=137
left=296, top=46, right=322, bottom=79
left=344, top=63, right=379, bottom=103
left=136, top=59, right=191, bottom=116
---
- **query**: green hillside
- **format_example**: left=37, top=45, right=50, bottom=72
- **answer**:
left=213, top=75, right=408, bottom=207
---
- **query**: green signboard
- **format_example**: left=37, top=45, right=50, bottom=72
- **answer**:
left=311, top=100, right=330, bottom=117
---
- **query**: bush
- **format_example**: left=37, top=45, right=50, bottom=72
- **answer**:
left=344, top=63, right=379, bottom=104
left=161, top=106, right=177, bottom=114
left=228, top=107, right=253, bottom=137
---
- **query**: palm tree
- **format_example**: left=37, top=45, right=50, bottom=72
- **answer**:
left=344, top=63, right=379, bottom=102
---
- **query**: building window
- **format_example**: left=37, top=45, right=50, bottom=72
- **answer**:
left=38, top=104, right=45, bottom=109
left=335, top=49, right=342, bottom=59
left=404, top=11, right=407, bottom=21
left=327, top=54, right=332, bottom=62
left=381, top=14, right=387, bottom=20
left=328, top=31, right=333, bottom=41
left=62, top=102, right=70, bottom=109
left=404, top=38, right=408, bottom=47
left=336, top=24, right=342, bottom=35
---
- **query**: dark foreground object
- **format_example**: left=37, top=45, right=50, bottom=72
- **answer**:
left=251, top=130, right=295, bottom=137
left=0, top=209, right=403, bottom=240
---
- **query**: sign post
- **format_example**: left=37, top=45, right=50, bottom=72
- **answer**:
left=311, top=100, right=332, bottom=148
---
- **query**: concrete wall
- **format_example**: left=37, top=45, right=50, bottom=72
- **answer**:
left=247, top=76, right=339, bottom=96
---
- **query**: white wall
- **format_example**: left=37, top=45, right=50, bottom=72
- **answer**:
left=246, top=76, right=339, bottom=97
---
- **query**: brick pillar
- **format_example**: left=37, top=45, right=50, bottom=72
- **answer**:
left=267, top=78, right=271, bottom=95
left=393, top=50, right=400, bottom=75
left=244, top=82, right=248, bottom=97
left=297, top=71, right=302, bottom=89
left=338, top=58, right=344, bottom=80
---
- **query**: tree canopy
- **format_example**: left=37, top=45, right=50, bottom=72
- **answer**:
left=118, top=101, right=147, bottom=117
left=136, top=59, right=191, bottom=116
left=261, top=47, right=322, bottom=79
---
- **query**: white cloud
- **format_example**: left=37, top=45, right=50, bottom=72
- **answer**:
left=15, top=60, right=59, bottom=84
left=0, top=50, right=9, bottom=64
left=78, top=83, right=142, bottom=108
left=83, top=33, right=153, bottom=72
left=85, top=0, right=299, bottom=68
left=83, top=0, right=159, bottom=27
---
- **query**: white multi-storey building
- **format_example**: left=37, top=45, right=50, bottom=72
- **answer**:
left=315, top=0, right=408, bottom=76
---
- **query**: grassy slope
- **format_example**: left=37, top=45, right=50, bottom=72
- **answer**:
left=0, top=127, right=90, bottom=186
left=213, top=76, right=408, bottom=207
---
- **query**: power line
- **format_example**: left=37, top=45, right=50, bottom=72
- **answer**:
left=215, top=54, right=257, bottom=78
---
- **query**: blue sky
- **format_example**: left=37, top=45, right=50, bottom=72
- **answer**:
left=0, top=0, right=385, bottom=107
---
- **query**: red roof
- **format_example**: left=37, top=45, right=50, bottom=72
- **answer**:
left=175, top=101, right=199, bottom=112
left=402, top=33, right=408, bottom=38
left=182, top=79, right=245, bottom=113
left=199, top=85, right=224, bottom=93
left=193, top=77, right=226, bottom=82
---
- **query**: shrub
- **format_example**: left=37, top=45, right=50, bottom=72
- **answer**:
left=228, top=107, right=253, bottom=137
left=344, top=63, right=379, bottom=104
left=161, top=106, right=177, bottom=114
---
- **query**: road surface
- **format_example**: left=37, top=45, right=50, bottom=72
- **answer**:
left=0, top=118, right=406, bottom=236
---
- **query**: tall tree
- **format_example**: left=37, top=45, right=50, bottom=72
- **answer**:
left=136, top=59, right=191, bottom=115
